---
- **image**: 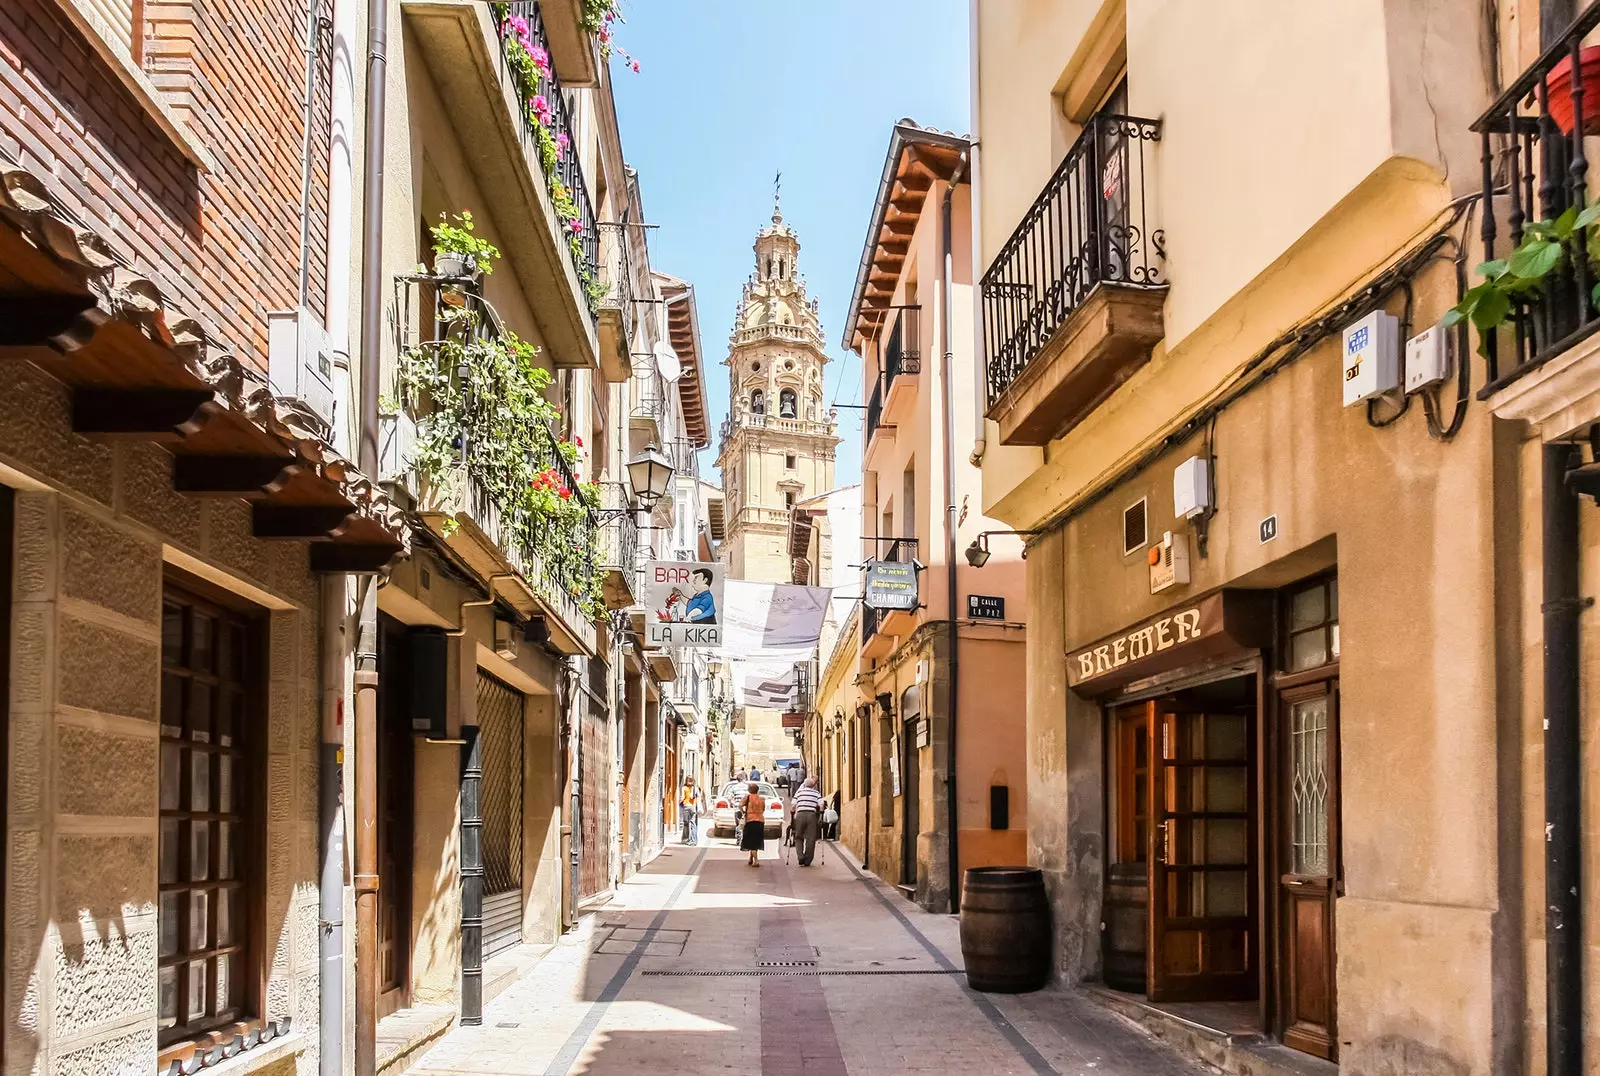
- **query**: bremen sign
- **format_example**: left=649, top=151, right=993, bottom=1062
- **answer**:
left=644, top=561, right=725, bottom=648
left=864, top=558, right=918, bottom=611
left=1065, top=592, right=1271, bottom=694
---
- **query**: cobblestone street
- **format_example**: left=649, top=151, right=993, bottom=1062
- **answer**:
left=409, top=836, right=1208, bottom=1076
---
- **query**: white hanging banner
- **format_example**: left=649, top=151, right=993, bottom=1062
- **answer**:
left=731, top=655, right=803, bottom=708
left=718, top=580, right=833, bottom=654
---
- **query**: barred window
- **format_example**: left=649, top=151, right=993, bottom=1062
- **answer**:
left=159, top=586, right=260, bottom=1045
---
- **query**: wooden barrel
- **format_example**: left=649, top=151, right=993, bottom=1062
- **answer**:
left=959, top=866, right=1051, bottom=993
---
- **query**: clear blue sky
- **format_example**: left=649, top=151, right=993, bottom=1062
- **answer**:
left=610, top=1, right=971, bottom=488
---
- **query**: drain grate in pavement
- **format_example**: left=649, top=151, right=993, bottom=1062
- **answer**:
left=756, top=960, right=818, bottom=968
left=642, top=969, right=965, bottom=977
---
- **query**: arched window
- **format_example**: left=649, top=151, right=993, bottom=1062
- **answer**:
left=750, top=389, right=765, bottom=415
left=779, top=389, right=797, bottom=418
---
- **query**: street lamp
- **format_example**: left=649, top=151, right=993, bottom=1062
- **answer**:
left=626, top=442, right=675, bottom=509
left=965, top=529, right=1042, bottom=568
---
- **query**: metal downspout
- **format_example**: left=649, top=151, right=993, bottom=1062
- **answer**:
left=1542, top=443, right=1583, bottom=1076
left=941, top=155, right=969, bottom=912
left=353, top=0, right=388, bottom=1066
left=967, top=0, right=986, bottom=466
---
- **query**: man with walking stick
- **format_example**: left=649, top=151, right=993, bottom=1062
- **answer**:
left=790, top=776, right=825, bottom=867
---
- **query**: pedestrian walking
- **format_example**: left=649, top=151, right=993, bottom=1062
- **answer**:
left=679, top=778, right=699, bottom=844
left=749, top=765, right=763, bottom=781
left=736, top=767, right=748, bottom=782
left=791, top=776, right=824, bottom=866
left=825, top=789, right=841, bottom=840
left=740, top=782, right=767, bottom=866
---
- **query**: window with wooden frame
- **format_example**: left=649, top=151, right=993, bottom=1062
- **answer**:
left=158, top=585, right=262, bottom=1046
left=1282, top=574, right=1339, bottom=673
left=1110, top=705, right=1149, bottom=866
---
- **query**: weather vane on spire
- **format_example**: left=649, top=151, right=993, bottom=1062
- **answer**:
left=773, top=170, right=782, bottom=222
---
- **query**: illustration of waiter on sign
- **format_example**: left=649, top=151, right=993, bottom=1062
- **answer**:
left=656, top=567, right=718, bottom=624
left=645, top=561, right=725, bottom=647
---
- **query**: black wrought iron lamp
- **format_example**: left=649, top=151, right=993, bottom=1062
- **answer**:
left=594, top=443, right=676, bottom=526
left=964, top=529, right=1042, bottom=568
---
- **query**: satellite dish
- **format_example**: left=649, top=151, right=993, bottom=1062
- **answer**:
left=653, top=340, right=682, bottom=382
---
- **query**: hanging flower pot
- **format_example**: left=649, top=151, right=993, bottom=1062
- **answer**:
left=1546, top=46, right=1600, bottom=136
left=434, top=252, right=479, bottom=281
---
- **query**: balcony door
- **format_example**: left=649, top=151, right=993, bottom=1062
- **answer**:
left=1095, top=79, right=1131, bottom=281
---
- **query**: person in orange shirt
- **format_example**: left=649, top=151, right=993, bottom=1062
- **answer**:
left=740, top=782, right=766, bottom=867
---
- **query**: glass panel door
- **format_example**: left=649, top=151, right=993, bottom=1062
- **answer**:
left=1148, top=705, right=1256, bottom=1002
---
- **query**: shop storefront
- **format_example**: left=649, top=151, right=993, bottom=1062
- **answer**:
left=1070, top=581, right=1340, bottom=1061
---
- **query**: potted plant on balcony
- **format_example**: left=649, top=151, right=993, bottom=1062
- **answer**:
left=430, top=211, right=500, bottom=282
left=1547, top=46, right=1600, bottom=136
left=1444, top=203, right=1600, bottom=350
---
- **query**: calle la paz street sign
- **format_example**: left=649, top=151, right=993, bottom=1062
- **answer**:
left=644, top=561, right=725, bottom=648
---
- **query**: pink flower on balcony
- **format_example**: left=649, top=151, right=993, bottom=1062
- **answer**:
left=531, top=94, right=553, bottom=125
left=629, top=59, right=640, bottom=73
left=567, top=218, right=584, bottom=235
left=556, top=130, right=570, bottom=160
left=575, top=435, right=583, bottom=447
left=529, top=44, right=550, bottom=73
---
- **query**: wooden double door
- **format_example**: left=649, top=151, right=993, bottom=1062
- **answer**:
left=1106, top=674, right=1340, bottom=1060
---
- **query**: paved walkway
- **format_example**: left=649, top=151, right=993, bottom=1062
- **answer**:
left=410, top=833, right=1209, bottom=1076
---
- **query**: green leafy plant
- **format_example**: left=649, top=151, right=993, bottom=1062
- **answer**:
left=1445, top=204, right=1600, bottom=351
left=396, top=244, right=604, bottom=620
left=430, top=211, right=501, bottom=275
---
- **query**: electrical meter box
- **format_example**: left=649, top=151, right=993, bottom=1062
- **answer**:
left=1405, top=322, right=1453, bottom=392
left=1342, top=310, right=1400, bottom=406
left=1173, top=456, right=1210, bottom=520
left=1150, top=531, right=1191, bottom=593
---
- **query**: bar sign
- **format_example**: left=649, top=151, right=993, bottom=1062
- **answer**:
left=967, top=594, right=1005, bottom=621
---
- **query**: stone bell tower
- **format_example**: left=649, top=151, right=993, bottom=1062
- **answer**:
left=716, top=193, right=840, bottom=583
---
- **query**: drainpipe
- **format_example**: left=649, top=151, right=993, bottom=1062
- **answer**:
left=353, top=0, right=388, bottom=1067
left=940, top=154, right=969, bottom=913
left=1542, top=442, right=1583, bottom=1076
left=318, top=0, right=359, bottom=1068
left=967, top=0, right=986, bottom=467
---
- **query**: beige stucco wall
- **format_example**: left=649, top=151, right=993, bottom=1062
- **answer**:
left=3, top=365, right=324, bottom=1076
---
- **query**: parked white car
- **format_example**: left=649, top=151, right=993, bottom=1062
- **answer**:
left=709, top=781, right=783, bottom=838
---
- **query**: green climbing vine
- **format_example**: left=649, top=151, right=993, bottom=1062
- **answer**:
left=397, top=225, right=606, bottom=621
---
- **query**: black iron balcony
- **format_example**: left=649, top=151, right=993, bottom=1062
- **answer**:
left=496, top=2, right=600, bottom=317
left=595, top=221, right=635, bottom=382
left=865, top=378, right=885, bottom=444
left=1470, top=2, right=1600, bottom=395
left=885, top=304, right=921, bottom=383
left=980, top=111, right=1165, bottom=444
left=597, top=481, right=639, bottom=610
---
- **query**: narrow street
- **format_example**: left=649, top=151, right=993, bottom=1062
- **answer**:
left=408, top=836, right=1205, bottom=1076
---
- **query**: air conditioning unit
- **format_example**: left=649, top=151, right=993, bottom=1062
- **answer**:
left=267, top=307, right=337, bottom=434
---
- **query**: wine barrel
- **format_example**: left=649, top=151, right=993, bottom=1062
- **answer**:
left=959, top=866, right=1051, bottom=993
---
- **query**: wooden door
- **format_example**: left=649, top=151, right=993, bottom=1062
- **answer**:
left=1148, top=704, right=1255, bottom=1002
left=1103, top=703, right=1152, bottom=992
left=1277, top=680, right=1339, bottom=1059
left=376, top=619, right=414, bottom=1017
left=901, top=720, right=920, bottom=888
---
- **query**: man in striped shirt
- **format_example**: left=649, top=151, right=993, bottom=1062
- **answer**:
left=791, top=777, right=825, bottom=867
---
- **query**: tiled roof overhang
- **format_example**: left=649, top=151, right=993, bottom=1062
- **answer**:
left=843, top=122, right=972, bottom=353
left=0, top=161, right=407, bottom=572
left=657, top=273, right=709, bottom=447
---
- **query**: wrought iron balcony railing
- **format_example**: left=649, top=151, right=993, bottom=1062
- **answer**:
left=866, top=378, right=885, bottom=444
left=596, top=221, right=635, bottom=322
left=495, top=2, right=600, bottom=316
left=1471, top=1, right=1600, bottom=394
left=885, top=304, right=921, bottom=383
left=597, top=480, right=639, bottom=575
left=981, top=112, right=1164, bottom=405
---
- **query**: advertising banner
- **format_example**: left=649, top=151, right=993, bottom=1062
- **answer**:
left=644, top=561, right=725, bottom=648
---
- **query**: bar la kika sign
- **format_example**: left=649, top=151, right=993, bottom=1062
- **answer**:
left=1066, top=593, right=1229, bottom=690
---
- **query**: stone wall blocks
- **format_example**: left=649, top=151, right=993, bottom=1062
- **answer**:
left=56, top=617, right=157, bottom=723
left=10, top=712, right=45, bottom=820
left=202, top=502, right=269, bottom=587
left=53, top=725, right=155, bottom=818
left=269, top=611, right=299, bottom=683
left=58, top=506, right=161, bottom=624
left=0, top=368, right=114, bottom=508
left=12, top=493, right=58, bottom=604
left=50, top=1025, right=152, bottom=1076
left=267, top=755, right=294, bottom=823
left=49, top=923, right=157, bottom=1035
left=10, top=610, right=53, bottom=716
left=53, top=836, right=155, bottom=923
left=115, top=444, right=202, bottom=550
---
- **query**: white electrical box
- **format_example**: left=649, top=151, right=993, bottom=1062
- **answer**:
left=1150, top=530, right=1191, bottom=593
left=1341, top=310, right=1400, bottom=406
left=1173, top=456, right=1210, bottom=520
left=1404, top=321, right=1453, bottom=392
left=267, top=307, right=337, bottom=434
